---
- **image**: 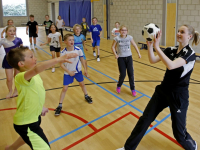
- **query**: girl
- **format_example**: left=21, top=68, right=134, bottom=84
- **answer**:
left=112, top=25, right=141, bottom=96
left=40, top=24, right=62, bottom=73
left=0, top=25, right=23, bottom=98
left=117, top=25, right=199, bottom=150
left=1, top=19, right=16, bottom=38
left=56, top=15, right=65, bottom=41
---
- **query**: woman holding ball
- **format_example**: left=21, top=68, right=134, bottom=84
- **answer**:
left=117, top=24, right=199, bottom=150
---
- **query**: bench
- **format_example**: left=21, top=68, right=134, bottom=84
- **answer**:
left=196, top=53, right=200, bottom=58
left=138, top=41, right=168, bottom=50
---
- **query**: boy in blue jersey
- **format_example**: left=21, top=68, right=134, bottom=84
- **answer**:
left=73, top=24, right=89, bottom=77
left=54, top=34, right=93, bottom=116
left=89, top=17, right=102, bottom=62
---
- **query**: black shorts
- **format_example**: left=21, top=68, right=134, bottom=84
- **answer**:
left=14, top=116, right=50, bottom=150
left=29, top=32, right=38, bottom=38
left=50, top=46, right=60, bottom=52
left=45, top=29, right=49, bottom=36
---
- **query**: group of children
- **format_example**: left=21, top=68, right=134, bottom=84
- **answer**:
left=1, top=13, right=199, bottom=150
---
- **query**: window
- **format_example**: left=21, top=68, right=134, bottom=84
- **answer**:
left=2, top=0, right=27, bottom=16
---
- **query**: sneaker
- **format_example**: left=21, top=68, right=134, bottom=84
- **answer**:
left=52, top=68, right=55, bottom=73
left=132, top=90, right=137, bottom=97
left=97, top=58, right=100, bottom=62
left=195, top=141, right=197, bottom=150
left=116, top=147, right=125, bottom=150
left=54, top=106, right=62, bottom=116
left=93, top=52, right=96, bottom=57
left=116, top=87, right=121, bottom=93
left=85, top=96, right=93, bottom=104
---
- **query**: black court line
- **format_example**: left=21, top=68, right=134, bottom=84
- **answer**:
left=1, top=80, right=199, bottom=101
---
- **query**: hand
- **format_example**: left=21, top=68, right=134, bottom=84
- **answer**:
left=91, top=39, right=93, bottom=44
left=85, top=48, right=88, bottom=51
left=1, top=35, right=3, bottom=38
left=99, top=34, right=101, bottom=37
left=40, top=43, right=44, bottom=46
left=115, top=55, right=119, bottom=59
left=36, top=31, right=38, bottom=34
left=84, top=70, right=88, bottom=77
left=153, top=30, right=162, bottom=49
left=146, top=41, right=153, bottom=48
left=26, top=32, right=28, bottom=35
left=69, top=71, right=76, bottom=76
left=59, top=53, right=78, bottom=63
left=138, top=53, right=141, bottom=58
left=41, top=107, right=48, bottom=116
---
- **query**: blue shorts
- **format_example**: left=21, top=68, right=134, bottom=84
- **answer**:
left=63, top=71, right=84, bottom=85
left=92, top=40, right=100, bottom=47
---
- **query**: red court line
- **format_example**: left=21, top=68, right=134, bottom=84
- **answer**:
left=63, top=111, right=183, bottom=150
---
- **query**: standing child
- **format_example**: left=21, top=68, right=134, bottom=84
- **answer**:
left=5, top=46, right=77, bottom=150
left=116, top=25, right=199, bottom=150
left=112, top=25, right=141, bottom=96
left=56, top=15, right=65, bottom=41
left=111, top=22, right=120, bottom=37
left=43, top=15, right=53, bottom=45
left=54, top=34, right=93, bottom=116
left=89, top=17, right=102, bottom=62
left=73, top=24, right=89, bottom=77
left=40, top=24, right=62, bottom=73
left=1, top=19, right=16, bottom=38
left=81, top=17, right=89, bottom=41
left=26, top=14, right=38, bottom=50
left=0, top=25, right=23, bottom=99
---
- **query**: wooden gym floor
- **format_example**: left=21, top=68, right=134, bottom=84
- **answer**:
left=0, top=27, right=200, bottom=150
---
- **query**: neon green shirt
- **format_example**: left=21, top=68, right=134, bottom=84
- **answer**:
left=14, top=72, right=45, bottom=125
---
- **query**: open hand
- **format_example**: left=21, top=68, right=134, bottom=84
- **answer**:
left=153, top=30, right=162, bottom=49
left=60, top=53, right=78, bottom=63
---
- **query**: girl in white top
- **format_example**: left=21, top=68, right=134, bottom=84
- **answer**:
left=56, top=15, right=65, bottom=41
left=40, top=24, right=62, bottom=72
left=1, top=19, right=16, bottom=38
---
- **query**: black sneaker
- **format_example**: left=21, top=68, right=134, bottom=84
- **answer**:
left=85, top=96, right=93, bottom=104
left=54, top=106, right=62, bottom=116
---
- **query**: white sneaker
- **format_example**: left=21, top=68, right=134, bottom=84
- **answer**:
left=52, top=68, right=55, bottom=73
left=97, top=58, right=100, bottom=62
left=93, top=52, right=96, bottom=57
left=116, top=147, right=125, bottom=150
left=195, top=141, right=197, bottom=150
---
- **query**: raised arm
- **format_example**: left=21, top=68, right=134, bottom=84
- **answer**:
left=130, top=38, right=141, bottom=58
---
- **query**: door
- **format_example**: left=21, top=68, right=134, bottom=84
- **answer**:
left=51, top=3, right=56, bottom=23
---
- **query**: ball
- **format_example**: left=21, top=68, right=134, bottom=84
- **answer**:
left=142, top=23, right=160, bottom=41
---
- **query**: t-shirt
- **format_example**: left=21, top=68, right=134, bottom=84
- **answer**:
left=48, top=32, right=61, bottom=48
left=111, top=28, right=120, bottom=36
left=74, top=34, right=85, bottom=52
left=26, top=21, right=38, bottom=33
left=160, top=44, right=196, bottom=92
left=60, top=46, right=83, bottom=75
left=0, top=37, right=23, bottom=54
left=81, top=22, right=88, bottom=31
left=114, top=35, right=133, bottom=57
left=14, top=72, right=45, bottom=125
left=89, top=24, right=102, bottom=41
left=43, top=20, right=53, bottom=30
left=56, top=19, right=64, bottom=29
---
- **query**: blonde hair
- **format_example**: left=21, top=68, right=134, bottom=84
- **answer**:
left=63, top=33, right=74, bottom=41
left=183, top=24, right=200, bottom=46
left=7, top=19, right=13, bottom=25
left=119, top=25, right=128, bottom=31
left=5, top=25, right=16, bottom=38
left=73, top=24, right=82, bottom=32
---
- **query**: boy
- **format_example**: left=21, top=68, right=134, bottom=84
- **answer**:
left=26, top=14, right=38, bottom=50
left=73, top=24, right=89, bottom=77
left=5, top=46, right=77, bottom=150
left=54, top=33, right=93, bottom=116
left=43, top=15, right=53, bottom=45
left=89, top=17, right=102, bottom=62
left=81, top=17, right=89, bottom=41
left=111, top=22, right=120, bottom=37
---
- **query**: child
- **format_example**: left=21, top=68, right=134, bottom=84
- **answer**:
left=0, top=25, right=23, bottom=99
left=89, top=17, right=102, bottom=62
left=43, top=15, right=53, bottom=45
left=40, top=24, right=62, bottom=73
left=56, top=15, right=65, bottom=41
left=5, top=46, right=77, bottom=150
left=26, top=14, right=38, bottom=50
left=81, top=17, right=89, bottom=40
left=1, top=19, right=16, bottom=38
left=111, top=22, right=120, bottom=37
left=54, top=34, right=93, bottom=116
left=73, top=24, right=89, bottom=77
left=116, top=25, right=199, bottom=150
left=111, top=25, right=141, bottom=96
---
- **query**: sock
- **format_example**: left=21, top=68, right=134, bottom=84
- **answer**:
left=97, top=55, right=99, bottom=58
left=59, top=103, right=62, bottom=107
left=85, top=94, right=88, bottom=97
left=34, top=44, right=36, bottom=46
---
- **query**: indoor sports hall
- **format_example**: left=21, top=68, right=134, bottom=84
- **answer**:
left=0, top=0, right=200, bottom=150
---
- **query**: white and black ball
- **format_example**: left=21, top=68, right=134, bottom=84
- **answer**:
left=142, top=23, right=160, bottom=41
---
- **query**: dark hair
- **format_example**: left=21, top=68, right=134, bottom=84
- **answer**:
left=6, top=46, right=29, bottom=70
left=92, top=17, right=98, bottom=21
left=57, top=15, right=61, bottom=19
left=63, top=33, right=74, bottom=41
left=29, top=14, right=34, bottom=18
left=49, top=24, right=59, bottom=33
